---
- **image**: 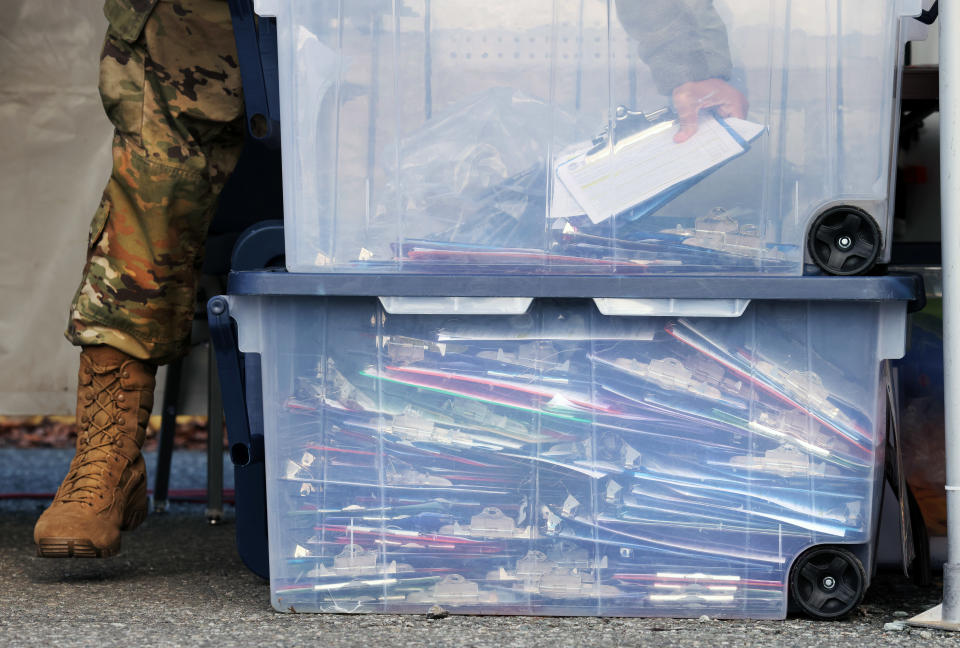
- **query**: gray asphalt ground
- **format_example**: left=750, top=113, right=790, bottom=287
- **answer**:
left=2, top=448, right=959, bottom=647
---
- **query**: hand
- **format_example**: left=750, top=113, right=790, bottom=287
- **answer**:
left=672, top=79, right=748, bottom=144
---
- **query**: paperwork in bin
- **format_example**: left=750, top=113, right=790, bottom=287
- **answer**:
left=555, top=114, right=765, bottom=224
left=274, top=300, right=880, bottom=614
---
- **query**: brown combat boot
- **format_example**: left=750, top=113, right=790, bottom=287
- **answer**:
left=34, top=346, right=157, bottom=557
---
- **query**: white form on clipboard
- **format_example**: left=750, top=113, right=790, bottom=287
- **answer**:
left=555, top=115, right=765, bottom=225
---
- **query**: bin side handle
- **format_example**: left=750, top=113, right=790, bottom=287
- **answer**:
left=228, top=0, right=280, bottom=146
left=208, top=296, right=257, bottom=466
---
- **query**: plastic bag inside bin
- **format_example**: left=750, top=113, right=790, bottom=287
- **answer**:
left=366, top=87, right=592, bottom=257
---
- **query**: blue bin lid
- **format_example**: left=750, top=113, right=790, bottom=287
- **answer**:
left=226, top=271, right=923, bottom=308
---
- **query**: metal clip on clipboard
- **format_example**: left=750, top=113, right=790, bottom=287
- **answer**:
left=586, top=106, right=674, bottom=157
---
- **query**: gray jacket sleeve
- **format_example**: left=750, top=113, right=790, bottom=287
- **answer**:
left=615, top=0, right=734, bottom=96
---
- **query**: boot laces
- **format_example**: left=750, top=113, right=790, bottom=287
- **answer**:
left=59, top=366, right=133, bottom=512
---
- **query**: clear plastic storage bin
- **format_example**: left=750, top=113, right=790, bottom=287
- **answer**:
left=256, top=0, right=926, bottom=276
left=226, top=288, right=910, bottom=618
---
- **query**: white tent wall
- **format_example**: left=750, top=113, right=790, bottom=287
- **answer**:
left=0, top=0, right=206, bottom=416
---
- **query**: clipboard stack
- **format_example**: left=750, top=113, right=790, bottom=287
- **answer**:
left=221, top=290, right=912, bottom=618
left=391, top=110, right=795, bottom=275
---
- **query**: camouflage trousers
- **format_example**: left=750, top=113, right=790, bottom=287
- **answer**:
left=65, top=0, right=244, bottom=365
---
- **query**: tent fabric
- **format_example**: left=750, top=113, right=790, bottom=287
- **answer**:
left=0, top=1, right=114, bottom=414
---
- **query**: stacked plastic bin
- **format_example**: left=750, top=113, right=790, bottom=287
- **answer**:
left=215, top=0, right=928, bottom=619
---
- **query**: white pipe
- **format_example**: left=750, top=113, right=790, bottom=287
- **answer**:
left=941, top=0, right=960, bottom=622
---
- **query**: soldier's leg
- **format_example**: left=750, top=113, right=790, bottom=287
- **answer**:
left=35, top=0, right=245, bottom=558
left=67, top=0, right=244, bottom=363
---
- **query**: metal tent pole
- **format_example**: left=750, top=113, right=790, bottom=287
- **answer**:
left=910, top=0, right=960, bottom=630
left=939, top=0, right=960, bottom=620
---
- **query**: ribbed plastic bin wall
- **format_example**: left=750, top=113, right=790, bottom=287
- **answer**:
left=256, top=0, right=924, bottom=276
left=227, top=291, right=909, bottom=617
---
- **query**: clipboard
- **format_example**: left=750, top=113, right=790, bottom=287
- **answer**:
left=555, top=110, right=765, bottom=225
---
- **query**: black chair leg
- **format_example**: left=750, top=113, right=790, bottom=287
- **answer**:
left=206, top=343, right=225, bottom=524
left=153, top=358, right=183, bottom=513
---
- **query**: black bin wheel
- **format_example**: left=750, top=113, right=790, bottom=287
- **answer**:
left=807, top=207, right=882, bottom=276
left=789, top=546, right=866, bottom=620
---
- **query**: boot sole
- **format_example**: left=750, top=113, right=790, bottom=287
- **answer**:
left=36, top=538, right=120, bottom=558
left=35, top=479, right=147, bottom=558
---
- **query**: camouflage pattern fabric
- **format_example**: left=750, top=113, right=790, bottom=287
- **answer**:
left=66, top=0, right=244, bottom=365
left=103, top=0, right=159, bottom=42
left=616, top=0, right=733, bottom=96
